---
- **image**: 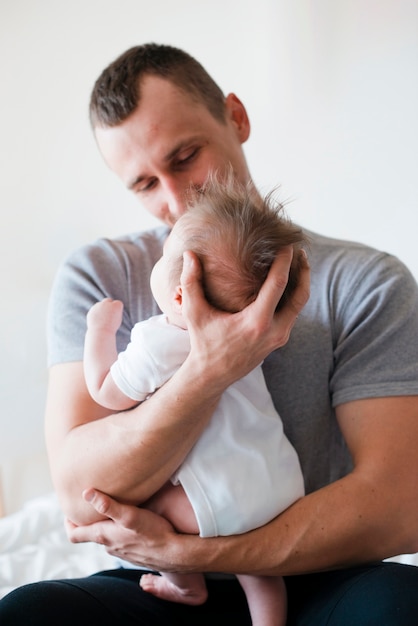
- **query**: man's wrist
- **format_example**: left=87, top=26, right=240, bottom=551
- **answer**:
left=179, top=352, right=230, bottom=399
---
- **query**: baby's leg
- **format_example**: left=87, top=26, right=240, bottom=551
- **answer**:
left=140, top=482, right=208, bottom=605
left=237, top=574, right=287, bottom=626
left=143, top=481, right=198, bottom=534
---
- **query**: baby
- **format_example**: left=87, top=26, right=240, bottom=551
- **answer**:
left=84, top=174, right=307, bottom=626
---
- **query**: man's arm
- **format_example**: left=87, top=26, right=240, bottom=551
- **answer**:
left=67, top=395, right=418, bottom=574
left=46, top=248, right=310, bottom=526
left=46, top=353, right=230, bottom=526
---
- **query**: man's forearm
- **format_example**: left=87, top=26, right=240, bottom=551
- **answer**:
left=46, top=358, right=223, bottom=526
left=69, top=463, right=418, bottom=578
left=165, top=474, right=418, bottom=577
left=164, top=398, right=418, bottom=577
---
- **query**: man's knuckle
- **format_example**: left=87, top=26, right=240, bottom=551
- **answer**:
left=94, top=530, right=107, bottom=545
left=275, top=276, right=289, bottom=294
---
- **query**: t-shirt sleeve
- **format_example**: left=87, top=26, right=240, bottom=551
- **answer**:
left=330, top=251, right=418, bottom=406
left=46, top=233, right=162, bottom=367
left=46, top=242, right=130, bottom=366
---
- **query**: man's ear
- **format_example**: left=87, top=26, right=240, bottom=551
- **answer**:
left=173, top=285, right=183, bottom=313
left=225, top=93, right=250, bottom=143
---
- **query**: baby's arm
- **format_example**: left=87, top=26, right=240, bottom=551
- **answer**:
left=84, top=298, right=138, bottom=411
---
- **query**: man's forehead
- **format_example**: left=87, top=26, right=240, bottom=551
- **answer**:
left=139, top=74, right=206, bottom=115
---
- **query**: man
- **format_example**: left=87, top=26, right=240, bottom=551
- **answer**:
left=1, top=43, right=418, bottom=625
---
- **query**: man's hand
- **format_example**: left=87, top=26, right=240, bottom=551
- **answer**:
left=67, top=489, right=181, bottom=572
left=180, top=246, right=310, bottom=389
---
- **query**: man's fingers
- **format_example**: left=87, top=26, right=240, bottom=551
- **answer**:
left=82, top=488, right=138, bottom=530
left=82, top=487, right=111, bottom=515
left=180, top=251, right=202, bottom=290
left=283, top=248, right=311, bottom=316
left=274, top=248, right=310, bottom=331
left=252, top=246, right=310, bottom=348
left=180, top=251, right=209, bottom=323
left=66, top=490, right=134, bottom=546
left=255, top=245, right=294, bottom=315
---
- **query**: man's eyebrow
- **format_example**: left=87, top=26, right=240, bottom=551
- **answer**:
left=127, top=137, right=200, bottom=190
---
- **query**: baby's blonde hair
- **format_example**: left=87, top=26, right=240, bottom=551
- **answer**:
left=171, top=173, right=307, bottom=313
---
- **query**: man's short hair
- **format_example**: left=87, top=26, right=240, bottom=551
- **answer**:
left=90, top=43, right=226, bottom=128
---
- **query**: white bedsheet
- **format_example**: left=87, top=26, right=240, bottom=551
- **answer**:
left=0, top=492, right=115, bottom=599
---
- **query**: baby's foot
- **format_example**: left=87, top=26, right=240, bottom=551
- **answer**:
left=140, top=573, right=208, bottom=606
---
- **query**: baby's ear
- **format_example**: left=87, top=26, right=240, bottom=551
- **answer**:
left=173, top=285, right=182, bottom=313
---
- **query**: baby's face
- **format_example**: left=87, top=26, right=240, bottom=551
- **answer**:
left=150, top=222, right=185, bottom=326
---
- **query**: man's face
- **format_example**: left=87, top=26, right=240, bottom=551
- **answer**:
left=95, top=75, right=251, bottom=227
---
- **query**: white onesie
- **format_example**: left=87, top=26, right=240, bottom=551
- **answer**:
left=111, top=314, right=305, bottom=537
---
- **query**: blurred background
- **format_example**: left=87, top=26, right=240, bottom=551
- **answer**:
left=1, top=0, right=417, bottom=513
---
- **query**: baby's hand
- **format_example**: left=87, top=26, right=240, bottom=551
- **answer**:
left=86, top=298, right=124, bottom=333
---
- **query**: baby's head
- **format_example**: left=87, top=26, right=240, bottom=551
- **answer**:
left=150, top=174, right=307, bottom=326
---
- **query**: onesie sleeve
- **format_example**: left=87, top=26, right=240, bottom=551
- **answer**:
left=110, top=318, right=191, bottom=401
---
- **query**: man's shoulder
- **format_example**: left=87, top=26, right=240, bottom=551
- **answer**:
left=305, top=228, right=411, bottom=284
left=306, top=229, right=383, bottom=259
left=67, top=226, right=170, bottom=268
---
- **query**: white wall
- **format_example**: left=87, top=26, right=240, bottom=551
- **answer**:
left=1, top=0, right=417, bottom=512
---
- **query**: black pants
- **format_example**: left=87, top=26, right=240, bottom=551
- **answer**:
left=0, top=562, right=417, bottom=625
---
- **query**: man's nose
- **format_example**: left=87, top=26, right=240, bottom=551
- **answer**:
left=161, top=179, right=192, bottom=224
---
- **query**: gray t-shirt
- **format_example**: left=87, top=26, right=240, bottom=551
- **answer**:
left=47, top=226, right=418, bottom=495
